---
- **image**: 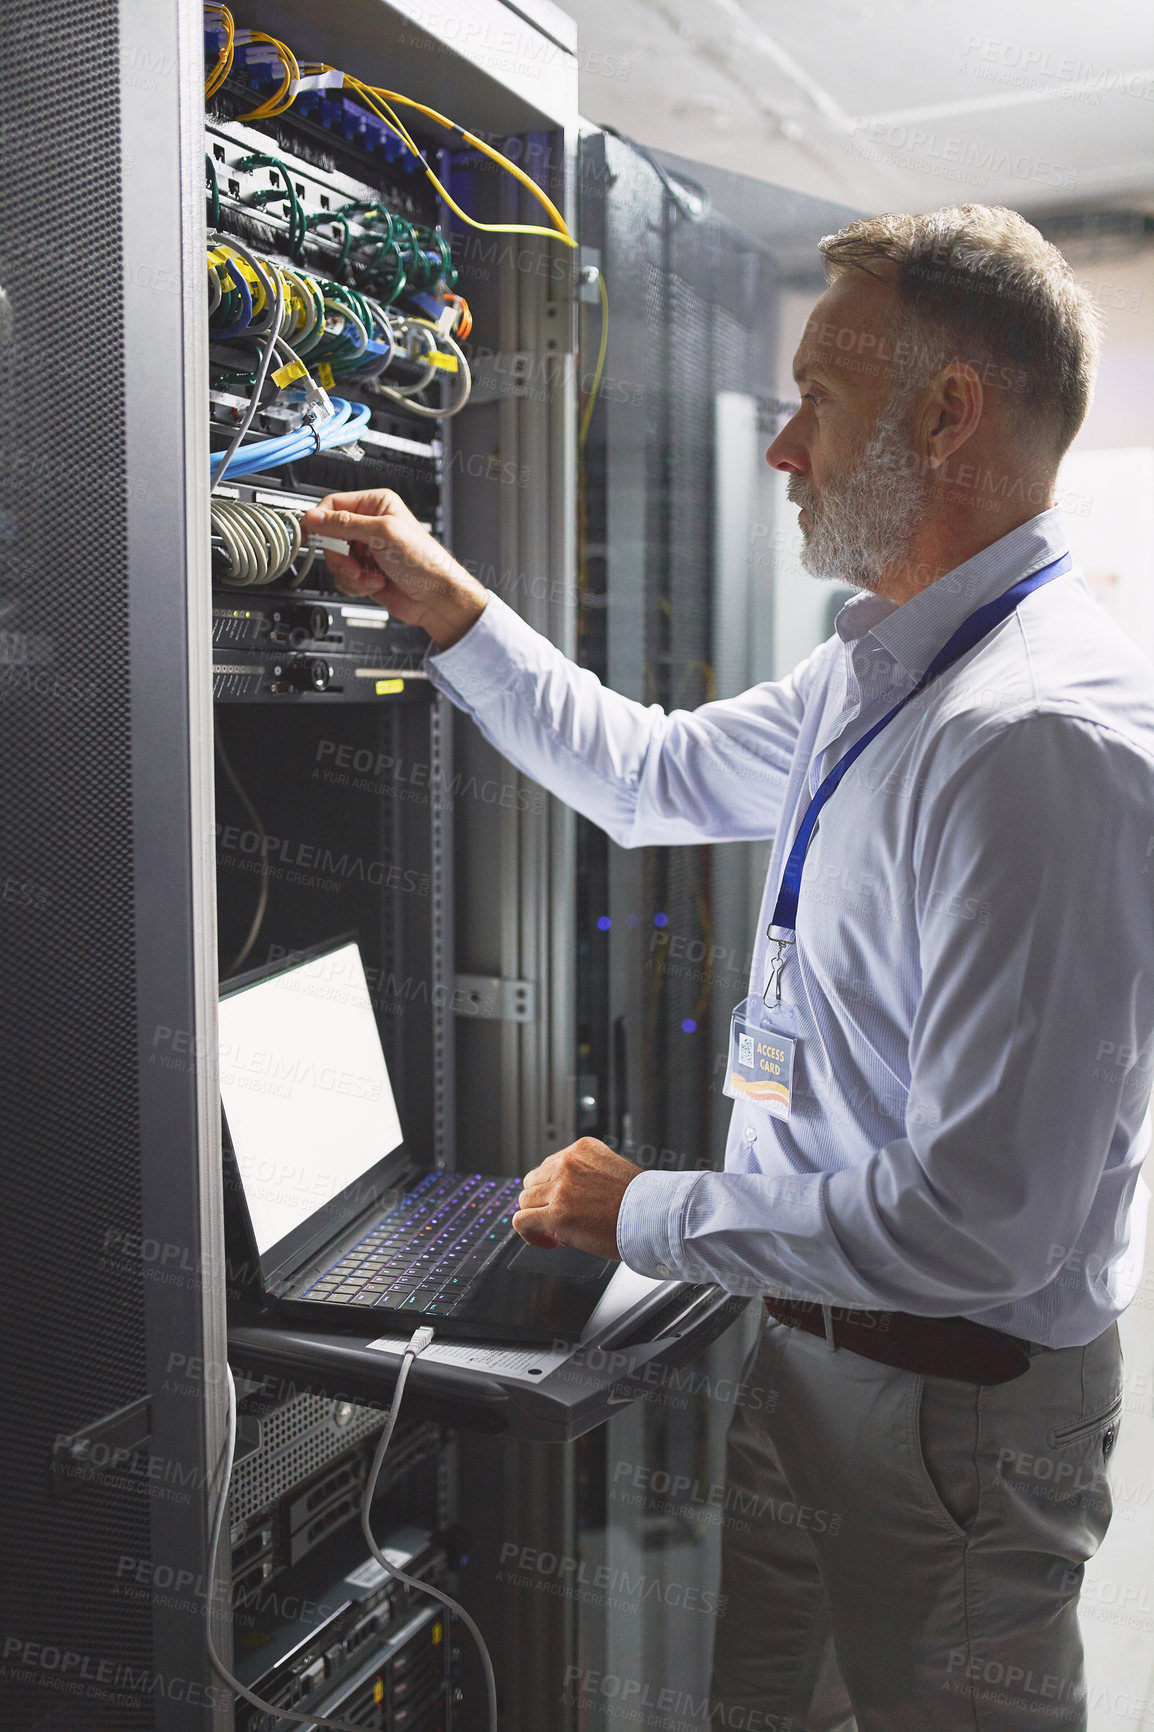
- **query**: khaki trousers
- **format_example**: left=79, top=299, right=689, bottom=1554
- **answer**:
left=709, top=1311, right=1123, bottom=1731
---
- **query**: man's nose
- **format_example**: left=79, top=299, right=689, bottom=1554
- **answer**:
left=765, top=414, right=808, bottom=475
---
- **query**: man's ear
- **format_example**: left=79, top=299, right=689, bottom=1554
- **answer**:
left=923, top=362, right=983, bottom=470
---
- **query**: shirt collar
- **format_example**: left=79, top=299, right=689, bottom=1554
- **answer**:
left=833, top=507, right=1071, bottom=679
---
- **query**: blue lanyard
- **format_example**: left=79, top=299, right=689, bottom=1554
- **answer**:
left=769, top=551, right=1073, bottom=952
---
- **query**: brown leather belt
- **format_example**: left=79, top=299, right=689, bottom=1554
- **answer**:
left=763, top=1295, right=1034, bottom=1385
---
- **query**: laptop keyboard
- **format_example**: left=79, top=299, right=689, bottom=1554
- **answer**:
left=297, top=1171, right=524, bottom=1318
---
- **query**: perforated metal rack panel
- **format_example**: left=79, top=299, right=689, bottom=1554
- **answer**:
left=571, top=126, right=784, bottom=1730
left=576, top=131, right=779, bottom=1173
left=0, top=2, right=222, bottom=1727
left=230, top=1396, right=388, bottom=1525
left=0, top=4, right=154, bottom=1726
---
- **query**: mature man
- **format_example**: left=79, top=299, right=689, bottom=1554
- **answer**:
left=304, top=206, right=1154, bottom=1730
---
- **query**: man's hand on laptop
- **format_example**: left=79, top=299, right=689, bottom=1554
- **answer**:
left=513, top=1138, right=645, bottom=1261
left=302, top=488, right=489, bottom=650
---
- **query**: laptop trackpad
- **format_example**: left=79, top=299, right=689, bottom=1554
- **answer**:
left=506, top=1242, right=612, bottom=1280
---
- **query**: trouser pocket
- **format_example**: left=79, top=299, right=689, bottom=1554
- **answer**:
left=1047, top=1390, right=1122, bottom=1454
left=914, top=1374, right=982, bottom=1539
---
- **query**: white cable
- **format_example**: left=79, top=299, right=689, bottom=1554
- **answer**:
left=286, top=543, right=317, bottom=590
left=212, top=500, right=261, bottom=585
left=228, top=502, right=270, bottom=584
left=213, top=500, right=264, bottom=586
left=359, top=1329, right=499, bottom=1732
left=247, top=500, right=293, bottom=580
left=380, top=321, right=438, bottom=397
left=211, top=498, right=309, bottom=587
left=279, top=267, right=317, bottom=347
left=373, top=323, right=472, bottom=420
left=207, top=1328, right=471, bottom=1732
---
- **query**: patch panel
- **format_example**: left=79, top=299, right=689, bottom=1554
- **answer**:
left=209, top=480, right=435, bottom=700
left=209, top=395, right=441, bottom=468
left=206, top=119, right=454, bottom=317
left=205, top=40, right=433, bottom=219
left=210, top=478, right=436, bottom=600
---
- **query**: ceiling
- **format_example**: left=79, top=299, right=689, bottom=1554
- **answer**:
left=564, top=0, right=1154, bottom=223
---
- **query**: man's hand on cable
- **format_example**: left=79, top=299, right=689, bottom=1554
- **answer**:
left=302, top=488, right=489, bottom=650
left=513, top=1138, right=647, bottom=1261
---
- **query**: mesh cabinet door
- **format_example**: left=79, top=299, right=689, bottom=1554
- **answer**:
left=0, top=3, right=226, bottom=1727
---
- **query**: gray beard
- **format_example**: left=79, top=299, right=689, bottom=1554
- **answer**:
left=787, top=395, right=933, bottom=593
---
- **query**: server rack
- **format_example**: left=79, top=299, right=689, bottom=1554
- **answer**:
left=203, top=4, right=581, bottom=1728
left=2, top=0, right=579, bottom=1727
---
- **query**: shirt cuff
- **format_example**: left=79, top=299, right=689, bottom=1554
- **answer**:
left=425, top=591, right=543, bottom=708
left=615, top=1169, right=706, bottom=1280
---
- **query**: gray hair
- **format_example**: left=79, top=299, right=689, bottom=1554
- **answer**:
left=818, top=205, right=1102, bottom=459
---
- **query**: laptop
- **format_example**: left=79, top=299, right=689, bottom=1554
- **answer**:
left=219, top=936, right=619, bottom=1344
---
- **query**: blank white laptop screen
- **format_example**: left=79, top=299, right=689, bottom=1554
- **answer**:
left=218, top=942, right=402, bottom=1256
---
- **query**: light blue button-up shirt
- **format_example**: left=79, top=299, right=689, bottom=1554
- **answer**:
left=429, top=508, right=1154, bottom=1348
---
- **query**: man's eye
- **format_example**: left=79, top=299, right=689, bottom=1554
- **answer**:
left=802, top=390, right=823, bottom=406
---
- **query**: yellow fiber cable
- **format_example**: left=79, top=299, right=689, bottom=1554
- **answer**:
left=204, top=4, right=234, bottom=97
left=217, top=23, right=576, bottom=248
left=236, top=30, right=300, bottom=120
left=578, top=271, right=609, bottom=448
left=335, top=71, right=576, bottom=248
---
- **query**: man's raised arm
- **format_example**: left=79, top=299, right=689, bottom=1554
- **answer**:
left=303, top=488, right=806, bottom=849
